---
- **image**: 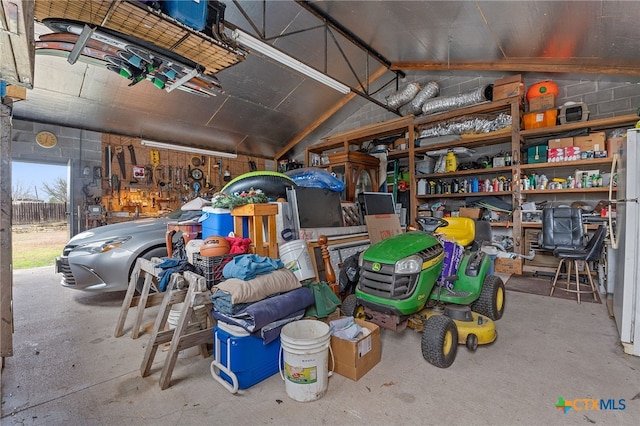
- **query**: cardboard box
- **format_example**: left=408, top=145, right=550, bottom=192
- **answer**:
left=494, top=74, right=523, bottom=86
left=574, top=131, right=606, bottom=152
left=523, top=110, right=558, bottom=130
left=563, top=146, right=581, bottom=161
left=459, top=207, right=482, bottom=219
left=607, top=135, right=625, bottom=157
left=365, top=214, right=403, bottom=245
left=5, top=85, right=27, bottom=101
left=575, top=169, right=601, bottom=186
left=494, top=257, right=523, bottom=275
left=493, top=82, right=525, bottom=100
left=548, top=137, right=574, bottom=149
left=330, top=318, right=381, bottom=381
left=492, top=156, right=505, bottom=168
left=521, top=210, right=543, bottom=223
left=528, top=94, right=556, bottom=112
left=547, top=147, right=564, bottom=162
left=526, top=145, right=548, bottom=164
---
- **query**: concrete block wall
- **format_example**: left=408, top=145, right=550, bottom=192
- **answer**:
left=326, top=72, right=640, bottom=136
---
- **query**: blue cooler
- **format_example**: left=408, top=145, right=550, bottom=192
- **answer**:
left=200, top=207, right=234, bottom=239
left=161, top=0, right=209, bottom=31
left=210, top=321, right=281, bottom=393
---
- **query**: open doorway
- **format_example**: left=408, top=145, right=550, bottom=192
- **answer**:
left=11, top=161, right=69, bottom=270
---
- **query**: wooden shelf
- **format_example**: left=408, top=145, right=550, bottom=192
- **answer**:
left=416, top=165, right=512, bottom=179
left=520, top=158, right=613, bottom=171
left=520, top=114, right=638, bottom=138
left=414, top=97, right=521, bottom=126
left=415, top=132, right=512, bottom=153
left=416, top=190, right=511, bottom=199
left=522, top=187, right=614, bottom=195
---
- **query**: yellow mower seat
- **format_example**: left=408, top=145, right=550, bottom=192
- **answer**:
left=437, top=217, right=476, bottom=247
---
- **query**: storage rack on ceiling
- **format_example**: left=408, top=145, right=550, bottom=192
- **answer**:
left=33, top=0, right=246, bottom=75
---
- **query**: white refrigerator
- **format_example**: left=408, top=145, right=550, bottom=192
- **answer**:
left=610, top=128, right=640, bottom=356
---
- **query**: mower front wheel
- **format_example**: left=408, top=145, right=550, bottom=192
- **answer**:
left=422, top=315, right=458, bottom=368
left=341, top=295, right=365, bottom=319
left=471, top=275, right=505, bottom=321
left=466, top=334, right=479, bottom=351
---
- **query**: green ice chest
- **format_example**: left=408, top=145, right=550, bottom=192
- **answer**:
left=527, top=145, right=548, bottom=164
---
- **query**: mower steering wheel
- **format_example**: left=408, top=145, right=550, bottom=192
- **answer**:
left=415, top=216, right=449, bottom=233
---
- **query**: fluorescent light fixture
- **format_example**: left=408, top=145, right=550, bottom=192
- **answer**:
left=140, top=140, right=237, bottom=158
left=166, top=68, right=199, bottom=93
left=68, top=24, right=95, bottom=65
left=232, top=28, right=350, bottom=95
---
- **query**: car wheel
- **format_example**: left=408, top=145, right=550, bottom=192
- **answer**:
left=132, top=247, right=168, bottom=294
left=471, top=275, right=505, bottom=321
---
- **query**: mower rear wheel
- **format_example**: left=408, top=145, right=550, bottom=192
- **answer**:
left=340, top=295, right=365, bottom=319
left=471, top=275, right=505, bottom=321
left=422, top=315, right=458, bottom=368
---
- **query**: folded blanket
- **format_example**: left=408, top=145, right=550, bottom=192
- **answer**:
left=211, top=296, right=251, bottom=315
left=212, top=287, right=315, bottom=343
left=253, top=311, right=305, bottom=344
left=211, top=268, right=300, bottom=305
left=222, top=254, right=284, bottom=280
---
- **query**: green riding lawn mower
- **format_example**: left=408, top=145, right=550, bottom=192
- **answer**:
left=341, top=216, right=505, bottom=368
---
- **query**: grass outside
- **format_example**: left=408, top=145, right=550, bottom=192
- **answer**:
left=12, top=224, right=69, bottom=269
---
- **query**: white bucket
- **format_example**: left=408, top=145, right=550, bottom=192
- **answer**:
left=279, top=240, right=315, bottom=281
left=167, top=304, right=208, bottom=358
left=279, top=320, right=333, bottom=402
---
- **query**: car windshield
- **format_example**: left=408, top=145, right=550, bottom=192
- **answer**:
left=162, top=208, right=203, bottom=222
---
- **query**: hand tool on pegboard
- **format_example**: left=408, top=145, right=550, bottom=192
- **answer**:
left=248, top=157, right=257, bottom=171
left=205, top=155, right=211, bottom=188
left=128, top=144, right=138, bottom=183
left=127, top=144, right=138, bottom=165
left=112, top=174, right=121, bottom=205
left=105, top=145, right=113, bottom=192
left=115, top=145, right=127, bottom=179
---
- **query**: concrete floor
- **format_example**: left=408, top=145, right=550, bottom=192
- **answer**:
left=2, top=266, right=640, bottom=425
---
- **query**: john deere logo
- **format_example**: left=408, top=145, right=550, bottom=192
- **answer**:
left=372, top=262, right=381, bottom=272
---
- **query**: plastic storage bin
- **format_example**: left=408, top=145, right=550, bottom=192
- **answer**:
left=523, top=109, right=558, bottom=130
left=161, top=0, right=209, bottom=31
left=191, top=253, right=235, bottom=289
left=210, top=321, right=281, bottom=393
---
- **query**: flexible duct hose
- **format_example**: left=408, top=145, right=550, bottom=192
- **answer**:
left=401, top=81, right=440, bottom=116
left=421, top=84, right=493, bottom=116
left=385, top=82, right=421, bottom=109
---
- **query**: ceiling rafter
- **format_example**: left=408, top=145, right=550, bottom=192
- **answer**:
left=228, top=0, right=403, bottom=114
left=391, top=60, right=640, bottom=78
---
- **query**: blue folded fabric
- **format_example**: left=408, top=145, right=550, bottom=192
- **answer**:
left=210, top=291, right=251, bottom=315
left=222, top=254, right=284, bottom=280
left=212, top=287, right=314, bottom=342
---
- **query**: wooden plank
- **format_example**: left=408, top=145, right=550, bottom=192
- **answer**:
left=0, top=0, right=35, bottom=87
left=0, top=103, right=13, bottom=357
left=390, top=60, right=640, bottom=78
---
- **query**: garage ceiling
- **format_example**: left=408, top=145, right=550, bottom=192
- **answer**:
left=6, top=0, right=640, bottom=160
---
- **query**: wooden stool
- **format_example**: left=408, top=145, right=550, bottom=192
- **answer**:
left=166, top=221, right=202, bottom=257
left=231, top=203, right=278, bottom=258
left=140, top=271, right=215, bottom=390
left=114, top=257, right=165, bottom=339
